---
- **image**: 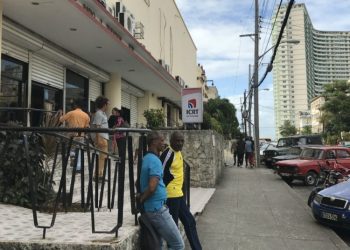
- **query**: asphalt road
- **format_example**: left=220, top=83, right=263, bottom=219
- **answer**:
left=284, top=178, right=350, bottom=247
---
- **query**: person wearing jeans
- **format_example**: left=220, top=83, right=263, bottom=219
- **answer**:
left=139, top=131, right=184, bottom=250
left=160, top=132, right=202, bottom=250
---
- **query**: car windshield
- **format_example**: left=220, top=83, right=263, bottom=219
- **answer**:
left=260, top=144, right=269, bottom=150
left=300, top=148, right=322, bottom=159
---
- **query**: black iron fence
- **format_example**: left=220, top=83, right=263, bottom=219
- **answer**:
left=0, top=108, right=192, bottom=240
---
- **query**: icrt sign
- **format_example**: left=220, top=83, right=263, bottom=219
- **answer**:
left=182, top=88, right=203, bottom=123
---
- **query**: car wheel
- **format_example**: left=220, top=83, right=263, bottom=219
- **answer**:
left=305, top=172, right=317, bottom=186
left=282, top=176, right=293, bottom=184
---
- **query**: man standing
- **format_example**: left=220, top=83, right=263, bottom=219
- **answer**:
left=92, top=96, right=109, bottom=181
left=245, top=136, right=254, bottom=168
left=59, top=99, right=90, bottom=172
left=160, top=131, right=202, bottom=250
left=231, top=138, right=238, bottom=166
left=139, top=131, right=184, bottom=250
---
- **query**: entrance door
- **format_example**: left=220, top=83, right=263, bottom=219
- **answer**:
left=0, top=55, right=28, bottom=124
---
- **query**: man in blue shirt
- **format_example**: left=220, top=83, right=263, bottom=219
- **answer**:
left=139, top=131, right=184, bottom=250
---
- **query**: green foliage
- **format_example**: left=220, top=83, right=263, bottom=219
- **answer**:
left=202, top=98, right=240, bottom=139
left=279, top=120, right=297, bottom=136
left=301, top=125, right=312, bottom=135
left=320, top=80, right=350, bottom=138
left=143, top=109, right=165, bottom=129
left=0, top=132, right=52, bottom=208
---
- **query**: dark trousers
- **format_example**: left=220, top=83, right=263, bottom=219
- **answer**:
left=166, top=196, right=202, bottom=250
left=233, top=151, right=237, bottom=165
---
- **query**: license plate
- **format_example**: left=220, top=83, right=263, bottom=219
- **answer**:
left=321, top=212, right=338, bottom=221
left=280, top=173, right=291, bottom=176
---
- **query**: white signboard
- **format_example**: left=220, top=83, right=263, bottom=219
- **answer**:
left=182, top=88, right=203, bottom=123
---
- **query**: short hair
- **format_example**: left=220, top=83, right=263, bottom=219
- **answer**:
left=170, top=131, right=184, bottom=142
left=95, top=96, right=109, bottom=109
left=147, top=131, right=161, bottom=147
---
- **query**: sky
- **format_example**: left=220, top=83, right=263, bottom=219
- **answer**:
left=175, top=0, right=350, bottom=140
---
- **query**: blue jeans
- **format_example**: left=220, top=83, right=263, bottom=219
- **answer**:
left=145, top=205, right=184, bottom=250
left=167, top=197, right=202, bottom=250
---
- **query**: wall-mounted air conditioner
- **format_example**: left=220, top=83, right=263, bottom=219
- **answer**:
left=165, top=64, right=171, bottom=74
left=119, top=11, right=135, bottom=35
left=176, top=75, right=186, bottom=88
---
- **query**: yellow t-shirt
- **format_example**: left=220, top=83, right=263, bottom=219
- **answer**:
left=161, top=147, right=184, bottom=198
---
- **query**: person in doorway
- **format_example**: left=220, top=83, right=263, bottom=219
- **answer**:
left=92, top=96, right=109, bottom=181
left=108, top=107, right=126, bottom=156
left=231, top=138, right=238, bottom=166
left=160, top=131, right=202, bottom=250
left=138, top=131, right=184, bottom=250
left=59, top=99, right=90, bottom=172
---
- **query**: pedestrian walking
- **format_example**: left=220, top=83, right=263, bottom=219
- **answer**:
left=231, top=138, right=238, bottom=166
left=92, top=96, right=109, bottom=181
left=160, top=131, right=202, bottom=250
left=236, top=137, right=245, bottom=167
left=59, top=99, right=90, bottom=172
left=138, top=131, right=184, bottom=250
left=245, top=136, right=254, bottom=168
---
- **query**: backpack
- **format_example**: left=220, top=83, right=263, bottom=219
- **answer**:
left=138, top=213, right=161, bottom=250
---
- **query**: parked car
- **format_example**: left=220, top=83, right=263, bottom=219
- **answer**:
left=263, top=134, right=323, bottom=168
left=311, top=179, right=350, bottom=230
left=270, top=146, right=304, bottom=166
left=275, top=146, right=350, bottom=186
left=260, top=142, right=277, bottom=163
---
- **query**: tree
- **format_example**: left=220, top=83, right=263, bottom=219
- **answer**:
left=279, top=120, right=297, bottom=136
left=301, top=125, right=312, bottom=135
left=143, top=109, right=165, bottom=129
left=320, top=80, right=350, bottom=137
left=202, top=98, right=240, bottom=139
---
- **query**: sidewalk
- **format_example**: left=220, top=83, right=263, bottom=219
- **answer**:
left=195, top=165, right=349, bottom=250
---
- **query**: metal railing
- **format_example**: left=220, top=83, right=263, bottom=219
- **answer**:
left=0, top=107, right=192, bottom=240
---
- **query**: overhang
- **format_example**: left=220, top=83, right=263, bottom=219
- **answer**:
left=2, top=0, right=182, bottom=103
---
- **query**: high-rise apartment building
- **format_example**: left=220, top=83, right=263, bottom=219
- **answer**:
left=272, top=3, right=350, bottom=138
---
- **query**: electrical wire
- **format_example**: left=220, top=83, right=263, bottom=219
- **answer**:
left=257, top=0, right=295, bottom=88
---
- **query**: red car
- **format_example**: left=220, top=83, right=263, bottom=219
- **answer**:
left=275, top=146, right=350, bottom=186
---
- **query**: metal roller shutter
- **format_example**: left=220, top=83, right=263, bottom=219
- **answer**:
left=89, top=79, right=102, bottom=102
left=2, top=40, right=28, bottom=62
left=32, top=54, right=64, bottom=89
left=130, top=95, right=138, bottom=127
left=121, top=90, right=130, bottom=109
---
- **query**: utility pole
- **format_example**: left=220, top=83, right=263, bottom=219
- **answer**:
left=253, top=0, right=260, bottom=167
left=243, top=90, right=247, bottom=136
left=248, top=64, right=252, bottom=137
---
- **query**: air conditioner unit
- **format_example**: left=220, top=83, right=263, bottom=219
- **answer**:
left=164, top=64, right=171, bottom=73
left=119, top=11, right=135, bottom=35
left=175, top=75, right=186, bottom=88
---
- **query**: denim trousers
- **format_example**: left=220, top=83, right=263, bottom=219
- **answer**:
left=166, top=197, right=202, bottom=250
left=145, top=205, right=184, bottom=250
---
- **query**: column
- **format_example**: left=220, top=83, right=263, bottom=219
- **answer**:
left=104, top=73, right=121, bottom=114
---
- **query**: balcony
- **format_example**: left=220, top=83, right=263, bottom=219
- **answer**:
left=2, top=0, right=181, bottom=104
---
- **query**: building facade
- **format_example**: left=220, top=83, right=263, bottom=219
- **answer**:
left=310, top=96, right=325, bottom=134
left=272, top=3, right=350, bottom=138
left=0, top=0, right=199, bottom=128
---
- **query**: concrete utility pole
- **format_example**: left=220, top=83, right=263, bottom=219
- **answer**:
left=253, top=0, right=260, bottom=166
left=248, top=64, right=252, bottom=137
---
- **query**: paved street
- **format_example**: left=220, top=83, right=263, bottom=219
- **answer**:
left=194, top=165, right=349, bottom=250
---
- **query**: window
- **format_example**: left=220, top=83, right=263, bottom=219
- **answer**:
left=65, top=69, right=89, bottom=112
left=337, top=150, right=350, bottom=158
left=0, top=55, right=28, bottom=124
